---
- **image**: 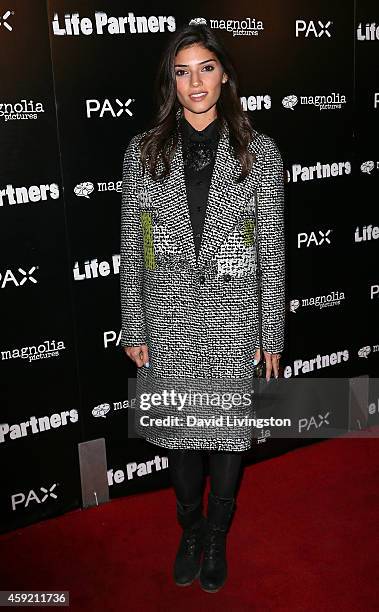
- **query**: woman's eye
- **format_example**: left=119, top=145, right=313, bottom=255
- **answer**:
left=175, top=65, right=215, bottom=77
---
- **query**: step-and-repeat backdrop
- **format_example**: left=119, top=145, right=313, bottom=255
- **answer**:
left=1, top=0, right=378, bottom=533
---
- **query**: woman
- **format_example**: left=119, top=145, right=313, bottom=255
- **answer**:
left=120, top=19, right=285, bottom=593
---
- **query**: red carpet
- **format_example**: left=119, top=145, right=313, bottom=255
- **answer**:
left=1, top=436, right=378, bottom=611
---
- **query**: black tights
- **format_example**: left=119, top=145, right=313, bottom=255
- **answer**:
left=167, top=448, right=243, bottom=504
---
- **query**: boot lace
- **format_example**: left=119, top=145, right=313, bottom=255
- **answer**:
left=182, top=524, right=203, bottom=559
left=203, top=529, right=225, bottom=561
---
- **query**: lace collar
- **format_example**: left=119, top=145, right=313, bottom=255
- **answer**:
left=180, top=114, right=220, bottom=145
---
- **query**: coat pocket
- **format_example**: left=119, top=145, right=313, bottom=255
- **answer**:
left=242, top=217, right=256, bottom=246
left=214, top=218, right=257, bottom=278
left=140, top=212, right=156, bottom=270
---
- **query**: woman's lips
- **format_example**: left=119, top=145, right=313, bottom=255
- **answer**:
left=189, top=92, right=208, bottom=102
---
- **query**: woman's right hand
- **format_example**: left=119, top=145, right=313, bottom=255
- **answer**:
left=124, top=345, right=149, bottom=367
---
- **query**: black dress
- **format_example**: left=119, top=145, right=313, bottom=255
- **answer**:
left=179, top=115, right=221, bottom=259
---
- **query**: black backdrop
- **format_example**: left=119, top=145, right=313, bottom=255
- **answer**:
left=0, top=0, right=378, bottom=534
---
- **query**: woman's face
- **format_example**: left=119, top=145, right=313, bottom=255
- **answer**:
left=174, top=43, right=227, bottom=118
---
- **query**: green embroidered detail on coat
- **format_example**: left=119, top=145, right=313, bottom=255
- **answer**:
left=243, top=218, right=255, bottom=246
left=141, top=212, right=156, bottom=270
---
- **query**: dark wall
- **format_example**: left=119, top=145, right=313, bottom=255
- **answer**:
left=0, top=0, right=378, bottom=534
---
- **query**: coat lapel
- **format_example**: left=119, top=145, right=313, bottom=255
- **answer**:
left=158, top=125, right=197, bottom=267
left=196, top=122, right=244, bottom=269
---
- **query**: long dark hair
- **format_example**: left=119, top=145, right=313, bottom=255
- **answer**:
left=139, top=22, right=256, bottom=183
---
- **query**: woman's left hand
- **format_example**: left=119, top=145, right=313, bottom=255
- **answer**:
left=253, top=348, right=281, bottom=382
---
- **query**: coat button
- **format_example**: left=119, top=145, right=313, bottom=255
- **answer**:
left=223, top=274, right=231, bottom=282
left=199, top=275, right=205, bottom=285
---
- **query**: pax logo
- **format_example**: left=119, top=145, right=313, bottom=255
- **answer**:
left=11, top=483, right=58, bottom=511
left=0, top=265, right=38, bottom=289
left=298, top=412, right=330, bottom=432
left=295, top=20, right=332, bottom=38
left=86, top=99, right=134, bottom=118
left=298, top=229, right=332, bottom=248
left=0, top=9, right=14, bottom=32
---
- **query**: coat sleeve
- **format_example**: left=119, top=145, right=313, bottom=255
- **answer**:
left=119, top=135, right=147, bottom=347
left=255, top=136, right=286, bottom=354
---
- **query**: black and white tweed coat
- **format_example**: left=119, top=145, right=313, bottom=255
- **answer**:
left=120, top=107, right=285, bottom=451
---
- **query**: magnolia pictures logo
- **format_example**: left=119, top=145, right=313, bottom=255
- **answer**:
left=282, top=92, right=346, bottom=111
left=358, top=344, right=379, bottom=359
left=92, top=397, right=135, bottom=418
left=190, top=15, right=264, bottom=37
left=74, top=180, right=122, bottom=198
left=75, top=182, right=94, bottom=198
left=1, top=339, right=66, bottom=363
left=0, top=100, right=45, bottom=122
left=290, top=290, right=345, bottom=312
left=360, top=160, right=379, bottom=175
left=93, top=403, right=111, bottom=418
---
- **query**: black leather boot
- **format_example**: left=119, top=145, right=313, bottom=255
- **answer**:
left=173, top=497, right=206, bottom=586
left=199, top=491, right=235, bottom=593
